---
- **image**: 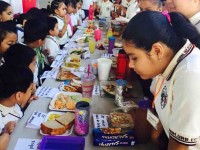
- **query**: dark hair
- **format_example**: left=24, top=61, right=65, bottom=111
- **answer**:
left=0, top=1, right=10, bottom=14
left=0, top=66, right=33, bottom=99
left=24, top=7, right=48, bottom=21
left=47, top=16, right=58, bottom=32
left=47, top=0, right=65, bottom=14
left=122, top=11, right=200, bottom=53
left=64, top=0, right=77, bottom=8
left=4, top=44, right=36, bottom=68
left=24, top=19, right=48, bottom=43
left=0, top=20, right=17, bottom=42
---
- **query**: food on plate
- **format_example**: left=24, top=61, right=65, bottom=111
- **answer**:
left=53, top=93, right=80, bottom=110
left=64, top=85, right=77, bottom=92
left=84, top=28, right=94, bottom=34
left=65, top=55, right=81, bottom=69
left=102, top=84, right=116, bottom=96
left=110, top=112, right=134, bottom=128
left=70, top=49, right=82, bottom=55
left=114, top=42, right=122, bottom=47
left=56, top=68, right=80, bottom=80
left=41, top=112, right=75, bottom=135
left=47, top=114, right=61, bottom=121
left=97, top=41, right=105, bottom=50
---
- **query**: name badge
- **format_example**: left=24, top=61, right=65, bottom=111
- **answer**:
left=146, top=109, right=159, bottom=130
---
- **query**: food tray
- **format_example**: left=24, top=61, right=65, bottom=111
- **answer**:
left=49, top=91, right=82, bottom=112
left=40, top=111, right=73, bottom=136
left=40, top=135, right=85, bottom=150
left=56, top=67, right=80, bottom=81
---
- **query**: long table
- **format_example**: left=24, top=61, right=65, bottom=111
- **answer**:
left=7, top=47, right=158, bottom=150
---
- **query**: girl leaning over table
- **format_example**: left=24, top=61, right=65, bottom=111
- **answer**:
left=122, top=11, right=200, bottom=150
left=0, top=66, right=33, bottom=150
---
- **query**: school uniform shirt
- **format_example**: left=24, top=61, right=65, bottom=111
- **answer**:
left=43, top=35, right=59, bottom=65
left=151, top=40, right=200, bottom=150
left=121, top=0, right=135, bottom=8
left=82, top=0, right=97, bottom=10
left=0, top=104, right=22, bottom=127
left=70, top=13, right=78, bottom=27
left=16, top=24, right=24, bottom=44
left=54, top=15, right=72, bottom=45
left=0, top=114, right=4, bottom=134
left=99, top=1, right=114, bottom=18
left=189, top=11, right=200, bottom=33
left=125, top=1, right=140, bottom=20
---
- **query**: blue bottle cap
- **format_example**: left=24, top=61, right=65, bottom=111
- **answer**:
left=116, top=79, right=127, bottom=86
left=108, top=36, right=115, bottom=40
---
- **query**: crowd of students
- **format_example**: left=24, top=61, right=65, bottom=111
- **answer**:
left=0, top=0, right=199, bottom=149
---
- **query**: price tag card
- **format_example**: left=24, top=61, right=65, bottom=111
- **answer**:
left=93, top=114, right=109, bottom=128
left=14, top=138, right=41, bottom=150
left=101, top=53, right=113, bottom=58
left=50, top=60, right=63, bottom=68
left=26, top=111, right=47, bottom=129
left=35, top=86, right=59, bottom=98
left=55, top=54, right=66, bottom=61
left=57, top=50, right=68, bottom=55
left=40, top=68, right=59, bottom=79
left=82, top=50, right=90, bottom=60
left=92, top=85, right=100, bottom=96
left=147, top=109, right=159, bottom=130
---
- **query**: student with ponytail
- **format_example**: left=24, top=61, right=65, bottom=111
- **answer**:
left=123, top=11, right=200, bottom=150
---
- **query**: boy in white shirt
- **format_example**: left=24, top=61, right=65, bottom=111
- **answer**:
left=43, top=17, right=60, bottom=65
left=97, top=0, right=114, bottom=18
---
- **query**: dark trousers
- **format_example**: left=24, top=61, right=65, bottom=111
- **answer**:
left=83, top=9, right=89, bottom=19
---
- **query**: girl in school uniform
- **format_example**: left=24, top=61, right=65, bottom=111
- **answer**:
left=49, top=0, right=72, bottom=49
left=0, top=1, right=13, bottom=22
left=123, top=11, right=200, bottom=150
left=97, top=0, right=114, bottom=18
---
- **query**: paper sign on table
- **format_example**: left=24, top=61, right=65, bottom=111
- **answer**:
left=93, top=114, right=109, bottom=128
left=40, top=68, right=59, bottom=80
left=14, top=138, right=41, bottom=150
left=35, top=86, right=59, bottom=98
left=57, top=50, right=68, bottom=55
left=70, top=67, right=86, bottom=78
left=50, top=60, right=63, bottom=68
left=55, top=54, right=66, bottom=61
left=101, top=53, right=113, bottom=58
left=92, top=85, right=100, bottom=96
left=82, top=50, right=90, bottom=60
left=26, top=111, right=47, bottom=129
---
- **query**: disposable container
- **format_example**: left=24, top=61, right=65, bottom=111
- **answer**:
left=40, top=136, right=85, bottom=150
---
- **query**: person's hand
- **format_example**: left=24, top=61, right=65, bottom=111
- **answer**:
left=64, top=15, right=69, bottom=25
left=42, top=48, right=50, bottom=56
left=4, top=121, right=16, bottom=134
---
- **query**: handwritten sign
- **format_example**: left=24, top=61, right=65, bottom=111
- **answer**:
left=26, top=111, right=47, bottom=129
left=40, top=68, right=59, bottom=80
left=93, top=114, right=109, bottom=128
left=101, top=53, right=113, bottom=58
left=14, top=138, right=41, bottom=150
left=50, top=60, right=63, bottom=68
left=35, top=87, right=59, bottom=98
left=92, top=85, right=100, bottom=96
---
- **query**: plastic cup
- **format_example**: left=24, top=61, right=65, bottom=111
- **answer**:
left=108, top=36, right=115, bottom=54
left=81, top=73, right=96, bottom=98
left=89, top=38, right=96, bottom=54
left=97, top=58, right=112, bottom=81
left=94, top=29, right=102, bottom=41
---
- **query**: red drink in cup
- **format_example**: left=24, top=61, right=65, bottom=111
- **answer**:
left=81, top=74, right=96, bottom=98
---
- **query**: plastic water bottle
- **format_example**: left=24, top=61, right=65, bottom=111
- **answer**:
left=88, top=5, right=94, bottom=20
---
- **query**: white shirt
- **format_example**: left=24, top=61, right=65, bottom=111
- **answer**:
left=54, top=15, right=72, bottom=45
left=43, top=35, right=59, bottom=65
left=99, top=1, right=114, bottom=18
left=151, top=40, right=200, bottom=149
left=125, top=1, right=139, bottom=20
left=121, top=0, right=135, bottom=8
left=82, top=0, right=97, bottom=10
left=16, top=24, right=24, bottom=44
left=0, top=114, right=4, bottom=134
left=70, top=13, right=78, bottom=27
left=0, top=104, right=22, bottom=127
left=189, top=11, right=200, bottom=33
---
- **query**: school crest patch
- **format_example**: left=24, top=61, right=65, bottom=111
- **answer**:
left=106, top=7, right=110, bottom=11
left=160, top=86, right=168, bottom=109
